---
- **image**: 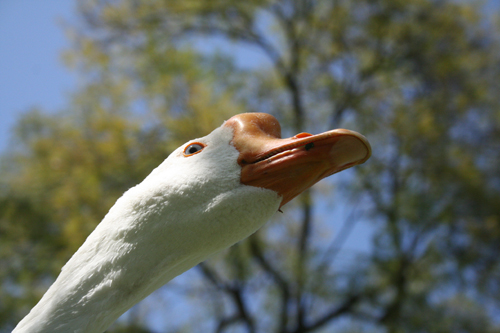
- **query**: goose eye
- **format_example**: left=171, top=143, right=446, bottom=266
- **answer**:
left=183, top=142, right=206, bottom=156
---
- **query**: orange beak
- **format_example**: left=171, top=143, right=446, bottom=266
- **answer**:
left=225, top=113, right=371, bottom=208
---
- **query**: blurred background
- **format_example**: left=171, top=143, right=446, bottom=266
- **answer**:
left=1, top=0, right=500, bottom=332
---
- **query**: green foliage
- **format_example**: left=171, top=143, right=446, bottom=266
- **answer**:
left=1, top=0, right=500, bottom=332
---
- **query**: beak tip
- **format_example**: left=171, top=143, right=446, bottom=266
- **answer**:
left=328, top=130, right=372, bottom=170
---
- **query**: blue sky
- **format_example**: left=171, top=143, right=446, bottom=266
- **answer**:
left=0, top=0, right=76, bottom=152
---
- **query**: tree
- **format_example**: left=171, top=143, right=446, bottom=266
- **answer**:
left=1, top=0, right=499, bottom=332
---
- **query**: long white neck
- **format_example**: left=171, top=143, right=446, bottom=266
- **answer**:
left=14, top=180, right=279, bottom=333
left=13, top=127, right=281, bottom=333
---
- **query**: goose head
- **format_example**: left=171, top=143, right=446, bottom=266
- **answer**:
left=132, top=112, right=370, bottom=255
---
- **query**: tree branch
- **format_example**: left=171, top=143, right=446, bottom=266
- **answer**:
left=297, top=294, right=361, bottom=333
left=249, top=235, right=291, bottom=332
left=198, top=263, right=255, bottom=333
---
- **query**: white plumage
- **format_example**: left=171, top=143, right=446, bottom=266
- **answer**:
left=13, top=113, right=370, bottom=333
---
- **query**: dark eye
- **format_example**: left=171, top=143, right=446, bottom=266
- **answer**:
left=183, top=142, right=206, bottom=156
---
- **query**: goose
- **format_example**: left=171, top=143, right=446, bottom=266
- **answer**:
left=13, top=112, right=371, bottom=333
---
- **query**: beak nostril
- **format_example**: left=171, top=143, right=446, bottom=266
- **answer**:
left=304, top=142, right=314, bottom=151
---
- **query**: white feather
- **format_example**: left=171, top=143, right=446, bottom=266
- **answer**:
left=14, top=124, right=281, bottom=333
